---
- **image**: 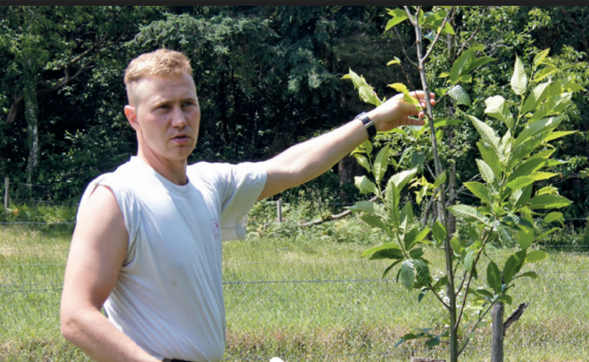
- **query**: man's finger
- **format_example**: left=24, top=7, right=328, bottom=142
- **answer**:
left=406, top=118, right=426, bottom=126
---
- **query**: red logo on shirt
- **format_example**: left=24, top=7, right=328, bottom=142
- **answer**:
left=210, top=218, right=221, bottom=240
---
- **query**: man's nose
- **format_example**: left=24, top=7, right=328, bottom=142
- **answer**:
left=170, top=106, right=187, bottom=127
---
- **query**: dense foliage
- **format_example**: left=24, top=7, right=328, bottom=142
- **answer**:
left=0, top=6, right=587, bottom=220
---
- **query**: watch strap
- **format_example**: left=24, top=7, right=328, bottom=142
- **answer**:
left=356, top=112, right=376, bottom=139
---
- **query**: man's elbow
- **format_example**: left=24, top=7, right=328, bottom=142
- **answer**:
left=60, top=309, right=78, bottom=342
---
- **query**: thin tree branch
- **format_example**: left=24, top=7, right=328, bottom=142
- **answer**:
left=457, top=300, right=496, bottom=356
left=455, top=229, right=493, bottom=328
left=393, top=27, right=418, bottom=69
left=456, top=7, right=487, bottom=58
left=422, top=7, right=456, bottom=62
left=445, top=173, right=481, bottom=207
left=427, top=281, right=451, bottom=310
left=299, top=192, right=381, bottom=227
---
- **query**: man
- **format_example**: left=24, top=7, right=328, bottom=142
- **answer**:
left=60, top=49, right=434, bottom=362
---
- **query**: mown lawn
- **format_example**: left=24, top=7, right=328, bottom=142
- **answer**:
left=1, top=222, right=588, bottom=361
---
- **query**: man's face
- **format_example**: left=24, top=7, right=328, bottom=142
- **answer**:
left=124, top=72, right=200, bottom=164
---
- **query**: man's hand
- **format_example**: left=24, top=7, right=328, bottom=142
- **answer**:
left=367, top=90, right=436, bottom=132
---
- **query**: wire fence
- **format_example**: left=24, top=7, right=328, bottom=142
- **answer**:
left=1, top=221, right=589, bottom=361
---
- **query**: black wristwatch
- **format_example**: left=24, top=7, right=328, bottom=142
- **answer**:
left=356, top=112, right=377, bottom=139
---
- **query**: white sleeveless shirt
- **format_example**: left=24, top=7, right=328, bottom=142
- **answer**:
left=77, top=156, right=266, bottom=361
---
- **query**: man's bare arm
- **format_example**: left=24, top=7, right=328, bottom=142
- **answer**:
left=258, top=91, right=434, bottom=201
left=60, top=185, right=160, bottom=362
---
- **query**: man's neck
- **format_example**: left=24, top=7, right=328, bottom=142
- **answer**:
left=137, top=151, right=188, bottom=186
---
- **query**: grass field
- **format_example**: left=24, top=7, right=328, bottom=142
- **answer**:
left=1, top=222, right=588, bottom=361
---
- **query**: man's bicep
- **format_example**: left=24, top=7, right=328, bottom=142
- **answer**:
left=62, top=185, right=129, bottom=309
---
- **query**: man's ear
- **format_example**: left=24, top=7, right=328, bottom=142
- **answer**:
left=124, top=105, right=140, bottom=131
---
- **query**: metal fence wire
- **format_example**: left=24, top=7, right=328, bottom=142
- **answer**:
left=1, top=223, right=588, bottom=362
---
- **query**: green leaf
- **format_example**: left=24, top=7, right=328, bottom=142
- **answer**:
left=383, top=260, right=403, bottom=278
left=343, top=69, right=382, bottom=106
left=511, top=115, right=564, bottom=155
left=468, top=115, right=502, bottom=165
left=505, top=176, right=536, bottom=195
left=389, top=168, right=418, bottom=191
left=508, top=158, right=546, bottom=182
left=370, top=248, right=405, bottom=260
left=385, top=180, right=400, bottom=228
left=528, top=93, right=572, bottom=124
left=362, top=243, right=401, bottom=258
left=432, top=221, right=447, bottom=244
left=536, top=227, right=561, bottom=241
left=476, top=159, right=496, bottom=184
left=511, top=55, right=527, bottom=96
left=464, top=250, right=475, bottom=272
left=399, top=259, right=416, bottom=290
left=478, top=143, right=503, bottom=179
left=517, top=226, right=534, bottom=249
left=543, top=130, right=576, bottom=143
left=410, top=152, right=426, bottom=170
left=529, top=194, right=572, bottom=210
left=414, top=258, right=432, bottom=284
left=414, top=227, right=430, bottom=244
left=533, top=65, right=558, bottom=83
left=469, top=56, right=496, bottom=71
left=464, top=182, right=491, bottom=205
left=509, top=134, right=547, bottom=170
left=521, top=81, right=551, bottom=115
left=533, top=48, right=550, bottom=67
left=433, top=118, right=462, bottom=128
left=475, top=288, right=494, bottom=299
left=484, top=95, right=514, bottom=130
left=500, top=130, right=513, bottom=159
left=399, top=202, right=416, bottom=247
left=388, top=83, right=421, bottom=108
left=450, top=49, right=474, bottom=84
left=526, top=250, right=548, bottom=263
left=348, top=201, right=386, bottom=216
left=514, top=271, right=539, bottom=280
left=486, top=260, right=502, bottom=294
left=360, top=214, right=388, bottom=231
left=451, top=237, right=463, bottom=255
left=498, top=295, right=513, bottom=305
left=362, top=139, right=373, bottom=156
left=354, top=176, right=378, bottom=195
left=387, top=56, right=401, bottom=66
left=433, top=171, right=447, bottom=190
left=503, top=249, right=527, bottom=285
left=353, top=154, right=371, bottom=172
left=543, top=212, right=564, bottom=225
left=373, top=145, right=390, bottom=184
left=514, top=184, right=533, bottom=209
left=448, top=85, right=471, bottom=107
left=448, top=204, right=488, bottom=225
left=409, top=248, right=425, bottom=259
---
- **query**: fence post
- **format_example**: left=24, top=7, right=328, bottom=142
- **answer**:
left=491, top=301, right=504, bottom=362
left=277, top=199, right=282, bottom=223
left=4, top=177, right=8, bottom=210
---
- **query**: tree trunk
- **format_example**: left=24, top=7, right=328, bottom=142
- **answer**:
left=491, top=302, right=504, bottom=362
left=23, top=58, right=39, bottom=192
left=337, top=154, right=363, bottom=204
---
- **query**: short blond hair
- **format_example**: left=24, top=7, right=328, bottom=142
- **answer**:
left=124, top=49, right=192, bottom=84
left=124, top=49, right=193, bottom=104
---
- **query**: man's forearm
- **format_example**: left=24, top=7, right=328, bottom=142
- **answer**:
left=258, top=118, right=367, bottom=200
left=61, top=306, right=160, bottom=362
